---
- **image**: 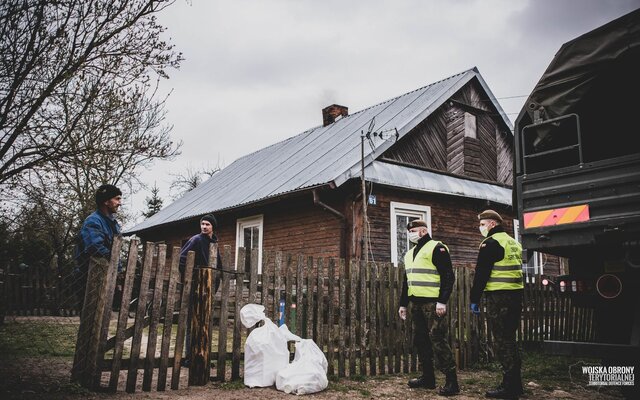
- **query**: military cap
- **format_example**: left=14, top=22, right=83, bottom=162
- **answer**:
left=477, top=209, right=503, bottom=224
left=406, top=219, right=428, bottom=230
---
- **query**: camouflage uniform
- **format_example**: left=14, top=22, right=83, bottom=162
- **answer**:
left=412, top=302, right=457, bottom=374
left=400, top=225, right=458, bottom=394
left=486, top=291, right=522, bottom=379
left=470, top=215, right=524, bottom=397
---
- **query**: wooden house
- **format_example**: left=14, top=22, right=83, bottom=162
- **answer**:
left=128, top=67, right=561, bottom=277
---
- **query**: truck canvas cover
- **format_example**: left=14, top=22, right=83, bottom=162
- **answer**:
left=515, top=8, right=640, bottom=131
left=514, top=8, right=640, bottom=253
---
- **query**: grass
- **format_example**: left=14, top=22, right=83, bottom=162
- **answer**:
left=468, top=349, right=628, bottom=398
left=0, top=319, right=632, bottom=399
left=0, top=321, right=78, bottom=358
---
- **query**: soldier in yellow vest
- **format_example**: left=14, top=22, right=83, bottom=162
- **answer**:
left=398, top=220, right=459, bottom=396
left=470, top=210, right=524, bottom=399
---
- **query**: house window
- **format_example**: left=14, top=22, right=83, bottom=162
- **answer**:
left=236, top=215, right=264, bottom=275
left=464, top=112, right=477, bottom=138
left=390, top=202, right=431, bottom=267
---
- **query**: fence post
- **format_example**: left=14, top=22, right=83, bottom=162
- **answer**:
left=188, top=243, right=217, bottom=386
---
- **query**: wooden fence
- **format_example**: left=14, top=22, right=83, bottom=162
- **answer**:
left=1, top=257, right=81, bottom=318
left=62, top=236, right=598, bottom=393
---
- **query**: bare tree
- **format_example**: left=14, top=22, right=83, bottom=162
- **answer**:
left=0, top=0, right=184, bottom=273
left=0, top=0, right=183, bottom=184
left=169, top=162, right=221, bottom=200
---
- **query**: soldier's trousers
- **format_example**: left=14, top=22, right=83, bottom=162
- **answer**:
left=486, top=291, right=523, bottom=377
left=412, top=302, right=456, bottom=374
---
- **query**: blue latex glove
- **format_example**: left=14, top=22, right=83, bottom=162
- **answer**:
left=470, top=303, right=480, bottom=315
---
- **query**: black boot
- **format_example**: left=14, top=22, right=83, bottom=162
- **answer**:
left=408, top=365, right=436, bottom=389
left=438, top=370, right=460, bottom=396
left=485, top=373, right=520, bottom=399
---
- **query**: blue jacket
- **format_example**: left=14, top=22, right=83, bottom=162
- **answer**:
left=75, top=210, right=121, bottom=272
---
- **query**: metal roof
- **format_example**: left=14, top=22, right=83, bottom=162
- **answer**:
left=365, top=161, right=512, bottom=205
left=129, top=67, right=512, bottom=233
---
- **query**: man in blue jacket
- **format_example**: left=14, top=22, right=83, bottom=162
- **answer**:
left=73, top=184, right=122, bottom=310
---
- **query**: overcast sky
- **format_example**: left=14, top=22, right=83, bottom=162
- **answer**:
left=126, top=0, right=639, bottom=227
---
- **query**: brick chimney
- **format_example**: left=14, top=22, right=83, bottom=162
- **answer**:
left=322, top=104, right=348, bottom=127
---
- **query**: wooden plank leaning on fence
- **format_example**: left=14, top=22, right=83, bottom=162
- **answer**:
left=71, top=235, right=122, bottom=389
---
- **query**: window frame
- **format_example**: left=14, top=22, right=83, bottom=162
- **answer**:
left=235, top=214, right=264, bottom=274
left=390, top=201, right=431, bottom=267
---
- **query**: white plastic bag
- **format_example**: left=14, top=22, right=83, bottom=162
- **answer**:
left=241, top=304, right=291, bottom=388
left=240, top=303, right=266, bottom=328
left=275, top=338, right=328, bottom=395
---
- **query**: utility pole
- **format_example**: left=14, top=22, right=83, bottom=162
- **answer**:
left=361, top=132, right=368, bottom=264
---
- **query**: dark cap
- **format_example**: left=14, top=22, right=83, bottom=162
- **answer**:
left=478, top=209, right=503, bottom=224
left=95, top=184, right=122, bottom=206
left=200, top=214, right=217, bottom=228
left=406, top=219, right=428, bottom=230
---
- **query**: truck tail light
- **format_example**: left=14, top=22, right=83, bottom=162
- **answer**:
left=560, top=280, right=566, bottom=293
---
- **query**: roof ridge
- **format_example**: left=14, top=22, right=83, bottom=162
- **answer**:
left=231, top=68, right=477, bottom=165
left=346, top=67, right=476, bottom=119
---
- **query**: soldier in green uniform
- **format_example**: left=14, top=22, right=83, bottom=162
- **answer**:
left=470, top=210, right=524, bottom=399
left=398, top=220, right=459, bottom=396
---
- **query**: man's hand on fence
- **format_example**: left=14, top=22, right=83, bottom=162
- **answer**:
left=470, top=303, right=480, bottom=315
left=436, top=302, right=446, bottom=316
left=398, top=306, right=407, bottom=320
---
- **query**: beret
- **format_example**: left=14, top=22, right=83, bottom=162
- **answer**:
left=477, top=209, right=503, bottom=224
left=406, top=219, right=428, bottom=230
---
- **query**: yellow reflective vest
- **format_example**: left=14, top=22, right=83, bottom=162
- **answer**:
left=482, top=232, right=524, bottom=291
left=404, top=240, right=447, bottom=298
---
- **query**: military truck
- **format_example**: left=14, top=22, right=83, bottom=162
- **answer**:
left=513, top=8, right=640, bottom=361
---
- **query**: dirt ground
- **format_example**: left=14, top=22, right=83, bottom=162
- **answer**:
left=0, top=357, right=629, bottom=400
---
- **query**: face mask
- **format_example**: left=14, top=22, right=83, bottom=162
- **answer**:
left=479, top=226, right=489, bottom=237
left=408, top=231, right=421, bottom=244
